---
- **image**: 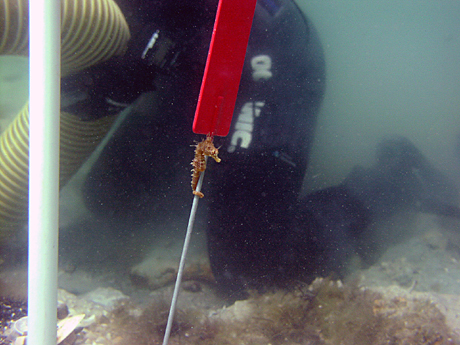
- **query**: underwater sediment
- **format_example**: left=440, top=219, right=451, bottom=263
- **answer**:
left=0, top=278, right=452, bottom=345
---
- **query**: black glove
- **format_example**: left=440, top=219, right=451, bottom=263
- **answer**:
left=343, top=135, right=459, bottom=220
left=61, top=0, right=215, bottom=120
left=289, top=136, right=459, bottom=280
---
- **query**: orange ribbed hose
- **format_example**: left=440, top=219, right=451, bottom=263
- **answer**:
left=0, top=0, right=28, bottom=55
left=0, top=0, right=130, bottom=231
left=61, top=0, right=130, bottom=75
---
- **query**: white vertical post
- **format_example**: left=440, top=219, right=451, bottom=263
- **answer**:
left=28, top=0, right=61, bottom=344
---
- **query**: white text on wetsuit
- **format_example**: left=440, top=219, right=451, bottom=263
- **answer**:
left=228, top=55, right=272, bottom=153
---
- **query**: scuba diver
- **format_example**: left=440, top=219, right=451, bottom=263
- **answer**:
left=61, top=0, right=459, bottom=298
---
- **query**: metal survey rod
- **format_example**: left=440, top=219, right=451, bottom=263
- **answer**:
left=162, top=157, right=207, bottom=345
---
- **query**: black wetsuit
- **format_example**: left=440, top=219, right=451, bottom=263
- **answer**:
left=205, top=0, right=326, bottom=294
left=62, top=0, right=458, bottom=298
left=63, top=0, right=325, bottom=293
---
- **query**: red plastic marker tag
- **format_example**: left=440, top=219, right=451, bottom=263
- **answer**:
left=193, top=0, right=257, bottom=137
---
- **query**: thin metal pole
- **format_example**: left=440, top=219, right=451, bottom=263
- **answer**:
left=162, top=157, right=207, bottom=345
left=28, top=0, right=61, bottom=344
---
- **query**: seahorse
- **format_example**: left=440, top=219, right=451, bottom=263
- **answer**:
left=191, top=135, right=221, bottom=198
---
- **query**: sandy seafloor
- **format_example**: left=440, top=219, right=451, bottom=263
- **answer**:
left=2, top=196, right=460, bottom=345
